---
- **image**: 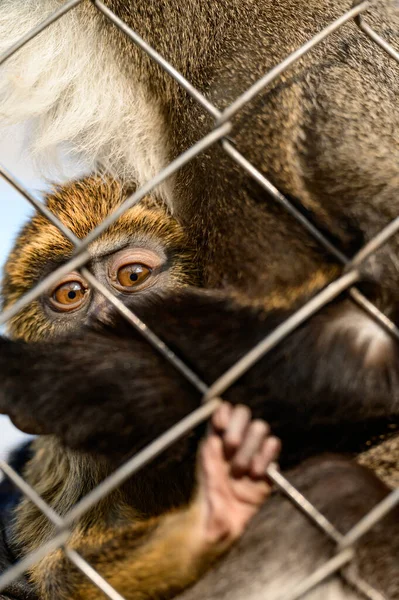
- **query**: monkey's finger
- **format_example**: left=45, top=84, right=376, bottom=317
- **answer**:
left=211, top=402, right=233, bottom=432
left=199, top=433, right=224, bottom=473
left=231, top=420, right=269, bottom=475
left=197, top=433, right=229, bottom=497
left=223, top=404, right=251, bottom=453
left=250, top=437, right=281, bottom=479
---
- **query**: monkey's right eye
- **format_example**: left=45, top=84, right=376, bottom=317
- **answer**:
left=49, top=278, right=89, bottom=312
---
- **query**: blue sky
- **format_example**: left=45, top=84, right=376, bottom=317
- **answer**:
left=0, top=126, right=39, bottom=457
left=0, top=129, right=36, bottom=265
left=0, top=126, right=85, bottom=458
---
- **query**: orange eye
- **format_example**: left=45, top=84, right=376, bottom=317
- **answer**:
left=50, top=279, right=88, bottom=311
left=116, top=263, right=152, bottom=289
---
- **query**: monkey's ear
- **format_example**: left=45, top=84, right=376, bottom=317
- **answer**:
left=0, top=401, right=45, bottom=435
left=2, top=411, right=45, bottom=436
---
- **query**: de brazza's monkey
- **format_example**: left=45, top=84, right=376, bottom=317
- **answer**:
left=0, top=177, right=398, bottom=600
left=0, top=0, right=398, bottom=299
left=0, top=1, right=399, bottom=596
left=0, top=401, right=281, bottom=600
left=0, top=0, right=398, bottom=464
left=0, top=0, right=399, bottom=300
left=0, top=177, right=284, bottom=600
left=1, top=1, right=399, bottom=464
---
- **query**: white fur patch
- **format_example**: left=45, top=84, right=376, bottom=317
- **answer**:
left=323, top=308, right=393, bottom=368
left=0, top=1, right=173, bottom=203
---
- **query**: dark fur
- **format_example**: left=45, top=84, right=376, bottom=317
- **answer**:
left=0, top=291, right=398, bottom=598
left=178, top=455, right=399, bottom=600
left=0, top=0, right=398, bottom=595
left=1, top=290, right=398, bottom=468
left=0, top=443, right=36, bottom=600
left=88, top=1, right=399, bottom=300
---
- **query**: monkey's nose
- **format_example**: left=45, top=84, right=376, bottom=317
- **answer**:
left=86, top=296, right=115, bottom=326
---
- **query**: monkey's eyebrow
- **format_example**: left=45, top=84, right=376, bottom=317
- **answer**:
left=32, top=234, right=167, bottom=288
left=87, top=237, right=131, bottom=259
left=87, top=233, right=167, bottom=262
left=27, top=239, right=133, bottom=282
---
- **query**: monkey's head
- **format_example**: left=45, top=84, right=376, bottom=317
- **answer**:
left=2, top=176, right=198, bottom=341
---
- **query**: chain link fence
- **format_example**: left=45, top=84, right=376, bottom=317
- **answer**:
left=0, top=1, right=398, bottom=599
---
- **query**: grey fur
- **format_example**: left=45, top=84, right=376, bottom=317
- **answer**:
left=0, top=2, right=398, bottom=598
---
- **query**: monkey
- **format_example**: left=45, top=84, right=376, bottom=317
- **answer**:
left=0, top=177, right=397, bottom=463
left=0, top=296, right=398, bottom=599
left=1, top=176, right=199, bottom=342
left=0, top=0, right=398, bottom=471
left=0, top=176, right=398, bottom=600
left=60, top=404, right=280, bottom=600
left=176, top=453, right=399, bottom=600
left=0, top=0, right=398, bottom=296
left=0, top=402, right=280, bottom=600
left=0, top=444, right=36, bottom=600
left=0, top=0, right=399, bottom=595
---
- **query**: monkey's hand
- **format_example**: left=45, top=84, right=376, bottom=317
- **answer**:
left=196, top=402, right=281, bottom=548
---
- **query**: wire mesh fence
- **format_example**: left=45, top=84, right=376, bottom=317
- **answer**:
left=0, top=0, right=398, bottom=599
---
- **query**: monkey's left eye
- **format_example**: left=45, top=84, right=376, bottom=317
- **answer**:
left=116, top=263, right=152, bottom=289
left=108, top=248, right=162, bottom=293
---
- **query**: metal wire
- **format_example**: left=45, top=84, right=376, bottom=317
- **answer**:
left=216, top=0, right=375, bottom=126
left=0, top=531, right=71, bottom=592
left=355, top=12, right=399, bottom=62
left=266, top=464, right=343, bottom=545
left=204, top=270, right=360, bottom=401
left=0, top=165, right=80, bottom=245
left=66, top=549, right=128, bottom=600
left=0, top=0, right=398, bottom=599
left=0, top=124, right=231, bottom=328
left=347, top=216, right=399, bottom=269
left=222, top=141, right=399, bottom=341
left=0, top=0, right=85, bottom=66
left=0, top=251, right=91, bottom=327
left=92, top=0, right=221, bottom=120
left=81, top=268, right=208, bottom=394
left=343, top=565, right=389, bottom=600
left=339, top=488, right=399, bottom=549
left=277, top=548, right=355, bottom=600
left=0, top=460, right=63, bottom=527
left=80, top=123, right=231, bottom=250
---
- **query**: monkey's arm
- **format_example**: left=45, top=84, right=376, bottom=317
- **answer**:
left=36, top=405, right=278, bottom=600
left=68, top=508, right=221, bottom=600
left=0, top=290, right=397, bottom=464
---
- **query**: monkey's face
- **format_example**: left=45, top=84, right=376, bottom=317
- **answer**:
left=2, top=177, right=198, bottom=341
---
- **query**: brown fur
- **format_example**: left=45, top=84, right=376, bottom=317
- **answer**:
left=0, top=176, right=201, bottom=599
left=2, top=176, right=397, bottom=600
left=85, top=0, right=399, bottom=485
left=28, top=502, right=216, bottom=600
left=1, top=0, right=399, bottom=596
left=3, top=2, right=398, bottom=475
left=3, top=176, right=198, bottom=341
left=84, top=1, right=399, bottom=297
left=23, top=459, right=238, bottom=600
